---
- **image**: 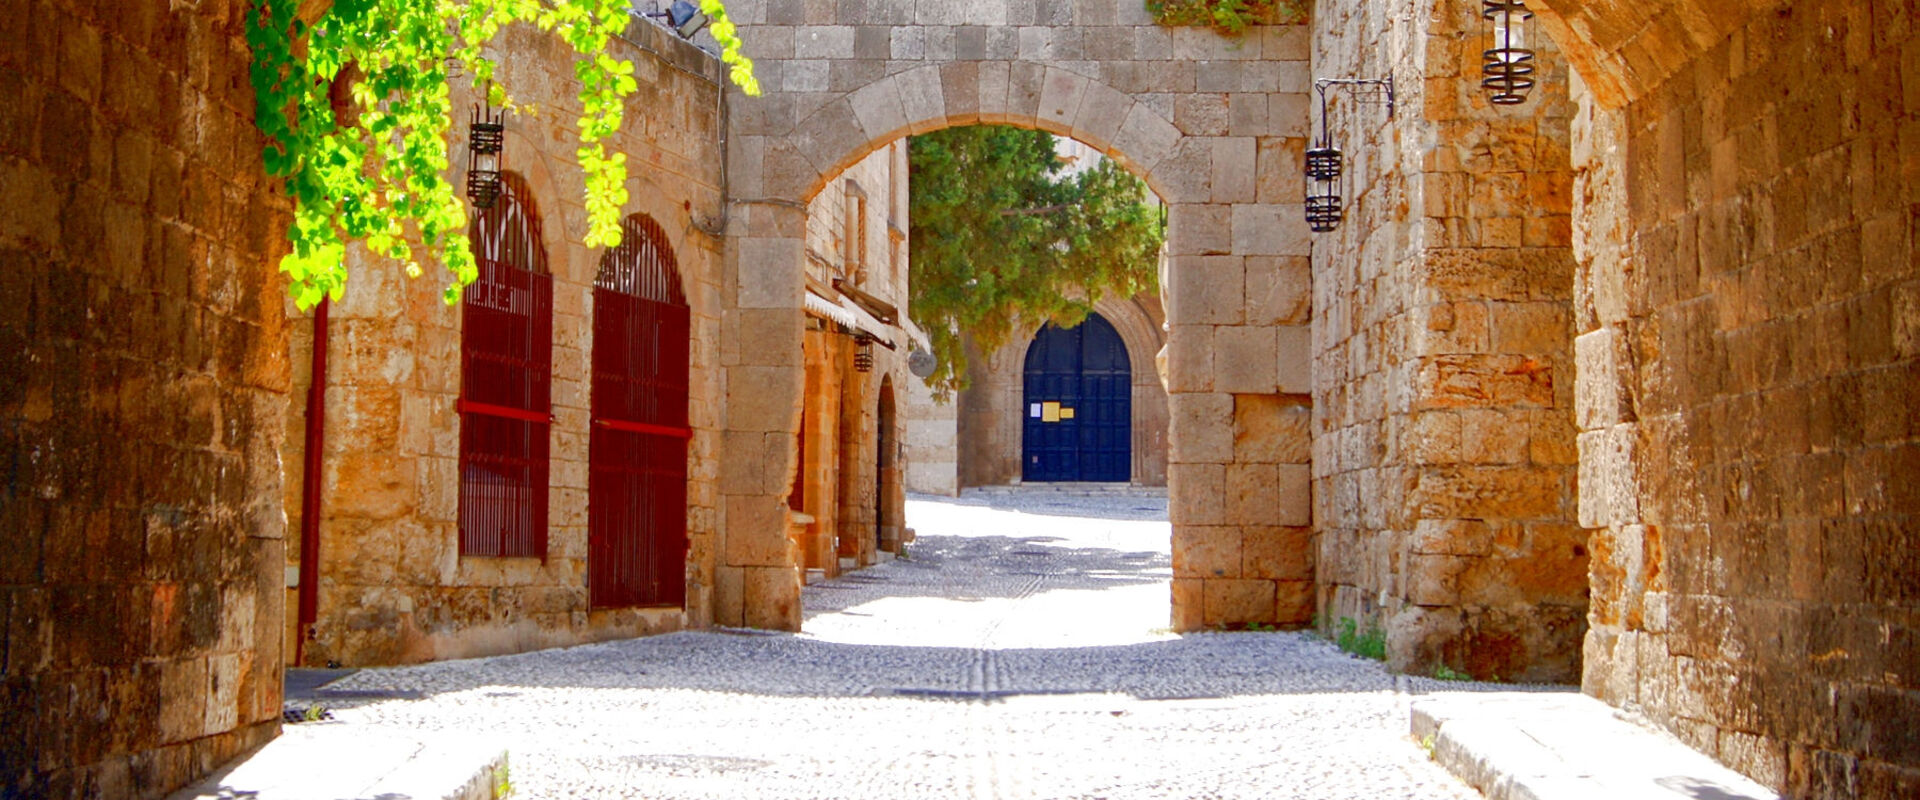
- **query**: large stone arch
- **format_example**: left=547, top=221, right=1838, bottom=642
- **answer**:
left=714, top=5, right=1318, bottom=631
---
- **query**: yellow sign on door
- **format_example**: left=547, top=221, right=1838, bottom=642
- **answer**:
left=1041, top=402, right=1061, bottom=422
left=1060, top=407, right=1075, bottom=419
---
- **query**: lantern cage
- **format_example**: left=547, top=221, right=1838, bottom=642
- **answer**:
left=467, top=103, right=506, bottom=209
left=1302, top=77, right=1392, bottom=235
left=1481, top=0, right=1536, bottom=105
left=853, top=334, right=875, bottom=373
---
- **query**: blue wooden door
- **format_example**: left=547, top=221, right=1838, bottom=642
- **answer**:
left=1022, top=313, right=1131, bottom=482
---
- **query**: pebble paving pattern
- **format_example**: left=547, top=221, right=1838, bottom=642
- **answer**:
left=323, top=488, right=1483, bottom=799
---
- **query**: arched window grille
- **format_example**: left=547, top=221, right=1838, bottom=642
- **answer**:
left=458, top=172, right=554, bottom=559
left=588, top=214, right=692, bottom=608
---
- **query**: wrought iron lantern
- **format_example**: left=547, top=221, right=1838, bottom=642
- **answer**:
left=1304, top=145, right=1344, bottom=233
left=853, top=334, right=875, bottom=373
left=1303, top=78, right=1393, bottom=235
left=1481, top=0, right=1536, bottom=105
left=466, top=103, right=505, bottom=209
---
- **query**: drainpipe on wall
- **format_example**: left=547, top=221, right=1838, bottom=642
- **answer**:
left=295, top=298, right=329, bottom=667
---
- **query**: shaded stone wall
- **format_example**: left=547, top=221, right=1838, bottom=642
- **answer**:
left=1541, top=1, right=1920, bottom=794
left=284, top=21, right=728, bottom=667
left=789, top=144, right=913, bottom=582
left=1310, top=0, right=1586, bottom=682
left=723, top=1, right=1321, bottom=631
left=955, top=294, right=1170, bottom=487
left=0, top=0, right=290, bottom=796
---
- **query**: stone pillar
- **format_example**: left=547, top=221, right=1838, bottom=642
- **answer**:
left=717, top=204, right=807, bottom=630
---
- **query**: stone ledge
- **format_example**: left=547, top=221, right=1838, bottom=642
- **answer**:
left=166, top=724, right=506, bottom=800
left=1411, top=692, right=1779, bottom=800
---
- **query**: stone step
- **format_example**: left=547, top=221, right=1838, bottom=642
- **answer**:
left=165, top=724, right=507, bottom=800
left=1412, top=692, right=1779, bottom=800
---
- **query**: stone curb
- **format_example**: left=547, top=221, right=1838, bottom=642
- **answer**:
left=165, top=724, right=507, bottom=800
left=1411, top=692, right=1780, bottom=800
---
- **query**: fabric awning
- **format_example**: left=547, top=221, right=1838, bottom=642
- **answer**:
left=803, top=289, right=897, bottom=349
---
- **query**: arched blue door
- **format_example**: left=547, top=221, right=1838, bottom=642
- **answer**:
left=1022, top=313, right=1131, bottom=482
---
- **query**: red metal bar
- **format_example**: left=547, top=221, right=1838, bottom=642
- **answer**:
left=458, top=398, right=555, bottom=424
left=296, top=298, right=329, bottom=667
left=594, top=418, right=691, bottom=439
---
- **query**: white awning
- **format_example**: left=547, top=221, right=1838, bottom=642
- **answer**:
left=804, top=289, right=896, bottom=348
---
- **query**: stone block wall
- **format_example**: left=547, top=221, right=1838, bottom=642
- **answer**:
left=0, top=0, right=290, bottom=796
left=1544, top=0, right=1920, bottom=794
left=1310, top=0, right=1586, bottom=682
left=954, top=294, right=1170, bottom=488
left=284, top=21, right=729, bottom=666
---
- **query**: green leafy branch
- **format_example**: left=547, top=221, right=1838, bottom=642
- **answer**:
left=1145, top=0, right=1310, bottom=35
left=908, top=127, right=1163, bottom=399
left=247, top=0, right=759, bottom=309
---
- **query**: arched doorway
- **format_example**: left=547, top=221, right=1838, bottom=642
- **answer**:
left=1022, top=313, right=1131, bottom=483
left=876, top=377, right=896, bottom=551
left=459, top=171, right=553, bottom=559
left=587, top=214, right=692, bottom=608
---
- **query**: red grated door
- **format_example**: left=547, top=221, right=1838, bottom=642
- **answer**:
left=459, top=173, right=554, bottom=558
left=589, top=215, right=692, bottom=608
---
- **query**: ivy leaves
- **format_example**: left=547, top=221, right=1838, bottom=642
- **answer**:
left=247, top=0, right=759, bottom=309
left=908, top=127, right=1165, bottom=399
left=1145, top=0, right=1309, bottom=35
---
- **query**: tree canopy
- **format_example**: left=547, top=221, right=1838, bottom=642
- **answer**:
left=247, top=0, right=758, bottom=308
left=908, top=126, right=1165, bottom=399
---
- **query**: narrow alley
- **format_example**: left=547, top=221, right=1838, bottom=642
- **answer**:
left=301, top=490, right=1485, bottom=799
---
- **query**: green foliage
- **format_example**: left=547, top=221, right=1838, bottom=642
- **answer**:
left=908, top=126, right=1164, bottom=398
left=1335, top=617, right=1387, bottom=661
left=1145, top=0, right=1310, bottom=35
left=247, top=0, right=759, bottom=309
left=1431, top=664, right=1472, bottom=682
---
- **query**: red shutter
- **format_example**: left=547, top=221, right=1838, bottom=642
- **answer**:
left=459, top=173, right=553, bottom=559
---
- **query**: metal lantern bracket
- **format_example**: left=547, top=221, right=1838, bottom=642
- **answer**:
left=467, top=100, right=506, bottom=210
left=1303, top=77, right=1395, bottom=234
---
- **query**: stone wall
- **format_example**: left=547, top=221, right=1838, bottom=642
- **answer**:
left=1544, top=1, right=1920, bottom=794
left=284, top=20, right=729, bottom=667
left=1310, top=0, right=1586, bottom=682
left=0, top=0, right=290, bottom=795
left=790, top=144, right=913, bottom=580
left=955, top=294, right=1170, bottom=488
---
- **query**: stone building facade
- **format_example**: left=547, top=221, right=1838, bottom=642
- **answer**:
left=283, top=22, right=732, bottom=667
left=0, top=0, right=291, bottom=796
left=792, top=144, right=913, bottom=581
left=1309, top=0, right=1587, bottom=683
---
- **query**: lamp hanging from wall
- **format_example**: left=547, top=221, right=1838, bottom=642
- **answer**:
left=466, top=101, right=505, bottom=209
left=1303, top=78, right=1395, bottom=235
left=853, top=333, right=875, bottom=373
left=1481, top=0, right=1536, bottom=105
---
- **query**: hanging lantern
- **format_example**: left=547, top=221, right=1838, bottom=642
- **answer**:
left=1481, top=0, right=1536, bottom=105
left=853, top=334, right=875, bottom=373
left=466, top=103, right=505, bottom=209
left=1304, top=146, right=1344, bottom=234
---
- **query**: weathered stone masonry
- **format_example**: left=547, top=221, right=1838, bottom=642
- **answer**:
left=1310, top=0, right=1586, bottom=684
left=1531, top=0, right=1920, bottom=795
left=0, top=0, right=290, bottom=796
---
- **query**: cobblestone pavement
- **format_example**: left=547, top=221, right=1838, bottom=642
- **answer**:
left=321, top=489, right=1482, bottom=799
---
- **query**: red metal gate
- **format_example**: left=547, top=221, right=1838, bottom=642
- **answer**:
left=589, top=215, right=691, bottom=608
left=459, top=172, right=554, bottom=559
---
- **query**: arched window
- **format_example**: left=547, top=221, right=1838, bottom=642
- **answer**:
left=458, top=172, right=554, bottom=558
left=588, top=214, right=692, bottom=608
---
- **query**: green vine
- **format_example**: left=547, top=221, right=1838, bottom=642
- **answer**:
left=1145, top=0, right=1309, bottom=35
left=247, top=0, right=760, bottom=309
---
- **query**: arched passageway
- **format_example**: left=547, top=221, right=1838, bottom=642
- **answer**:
left=714, top=11, right=1319, bottom=633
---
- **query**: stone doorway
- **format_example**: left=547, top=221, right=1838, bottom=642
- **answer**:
left=1022, top=312, right=1133, bottom=483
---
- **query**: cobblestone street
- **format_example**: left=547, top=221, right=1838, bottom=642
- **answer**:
left=320, top=490, right=1481, bottom=799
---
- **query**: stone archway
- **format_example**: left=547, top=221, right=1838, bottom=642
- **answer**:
left=712, top=9, right=1318, bottom=631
